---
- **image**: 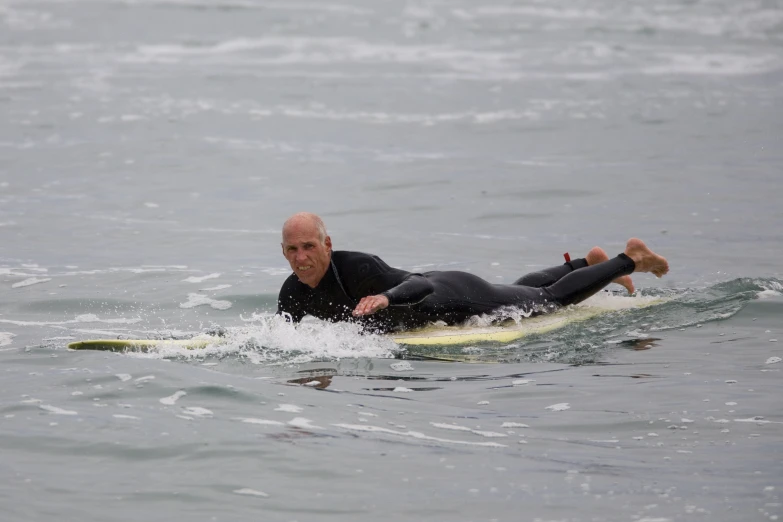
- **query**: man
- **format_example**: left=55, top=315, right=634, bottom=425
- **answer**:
left=277, top=212, right=669, bottom=333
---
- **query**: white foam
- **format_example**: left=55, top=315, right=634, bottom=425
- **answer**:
left=766, top=357, right=782, bottom=365
left=0, top=332, right=15, bottom=347
left=127, top=315, right=398, bottom=364
left=113, top=414, right=140, bottom=420
left=201, top=284, right=232, bottom=291
left=501, top=422, right=530, bottom=428
left=390, top=361, right=414, bottom=372
left=546, top=403, right=571, bottom=411
left=131, top=36, right=510, bottom=74
left=182, top=407, right=212, bottom=417
left=643, top=52, right=780, bottom=76
left=237, top=418, right=285, bottom=426
left=735, top=417, right=783, bottom=425
left=160, top=391, right=187, bottom=405
left=335, top=424, right=506, bottom=447
left=179, top=293, right=232, bottom=310
left=71, top=329, right=130, bottom=337
left=275, top=404, right=303, bottom=413
left=233, top=488, right=269, bottom=498
left=0, top=315, right=140, bottom=327
left=758, top=280, right=783, bottom=297
left=183, top=273, right=221, bottom=283
left=1, top=7, right=69, bottom=30
left=393, top=387, right=414, bottom=393
left=430, top=422, right=471, bottom=432
left=473, top=431, right=508, bottom=439
left=115, top=374, right=132, bottom=382
left=430, top=422, right=507, bottom=438
left=119, top=0, right=367, bottom=15
left=580, top=292, right=663, bottom=310
left=288, top=417, right=321, bottom=429
left=11, top=277, right=52, bottom=288
left=39, top=404, right=77, bottom=415
left=251, top=106, right=541, bottom=126
left=471, top=6, right=603, bottom=20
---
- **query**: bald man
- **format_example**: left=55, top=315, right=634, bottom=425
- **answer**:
left=277, top=212, right=669, bottom=333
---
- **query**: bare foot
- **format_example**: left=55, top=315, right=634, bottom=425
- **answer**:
left=585, top=246, right=636, bottom=294
left=624, top=238, right=669, bottom=277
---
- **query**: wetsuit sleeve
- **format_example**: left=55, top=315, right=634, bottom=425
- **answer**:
left=276, top=275, right=305, bottom=322
left=336, top=251, right=434, bottom=306
left=380, top=274, right=434, bottom=306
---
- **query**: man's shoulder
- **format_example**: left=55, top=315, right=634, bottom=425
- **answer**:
left=332, top=250, right=389, bottom=271
left=279, top=272, right=304, bottom=294
left=332, top=250, right=378, bottom=262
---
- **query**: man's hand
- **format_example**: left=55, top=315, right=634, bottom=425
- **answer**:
left=352, top=294, right=390, bottom=317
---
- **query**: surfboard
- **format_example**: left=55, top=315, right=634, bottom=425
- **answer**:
left=67, top=296, right=663, bottom=354
left=66, top=338, right=217, bottom=352
left=390, top=306, right=608, bottom=346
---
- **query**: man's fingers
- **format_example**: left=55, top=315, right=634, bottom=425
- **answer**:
left=353, top=297, right=373, bottom=316
left=352, top=295, right=389, bottom=317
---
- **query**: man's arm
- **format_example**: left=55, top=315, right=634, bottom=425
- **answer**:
left=382, top=274, right=434, bottom=305
left=333, top=251, right=434, bottom=318
left=353, top=273, right=433, bottom=317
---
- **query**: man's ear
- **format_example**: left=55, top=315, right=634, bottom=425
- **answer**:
left=325, top=236, right=332, bottom=252
left=281, top=243, right=285, bottom=256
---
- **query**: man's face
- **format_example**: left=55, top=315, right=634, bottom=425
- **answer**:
left=281, top=221, right=332, bottom=288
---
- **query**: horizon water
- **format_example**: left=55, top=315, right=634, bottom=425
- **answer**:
left=1, top=0, right=782, bottom=521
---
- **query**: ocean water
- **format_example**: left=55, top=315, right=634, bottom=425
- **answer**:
left=1, top=0, right=782, bottom=520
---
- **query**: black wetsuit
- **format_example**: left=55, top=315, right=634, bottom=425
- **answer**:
left=276, top=250, right=635, bottom=333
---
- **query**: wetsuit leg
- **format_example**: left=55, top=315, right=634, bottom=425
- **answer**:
left=417, top=254, right=635, bottom=325
left=539, top=254, right=635, bottom=306
left=513, top=258, right=589, bottom=287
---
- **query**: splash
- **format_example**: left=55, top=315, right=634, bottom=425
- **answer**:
left=11, top=277, right=52, bottom=288
left=757, top=279, right=782, bottom=299
left=130, top=314, right=398, bottom=364
left=464, top=290, right=663, bottom=327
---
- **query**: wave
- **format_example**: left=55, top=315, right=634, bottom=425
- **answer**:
left=51, top=277, right=780, bottom=367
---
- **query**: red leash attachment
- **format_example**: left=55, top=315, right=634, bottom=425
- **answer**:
left=563, top=252, right=571, bottom=263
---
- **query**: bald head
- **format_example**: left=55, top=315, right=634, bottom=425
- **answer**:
left=282, top=212, right=328, bottom=244
left=281, top=213, right=332, bottom=288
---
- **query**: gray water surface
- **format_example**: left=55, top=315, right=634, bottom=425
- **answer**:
left=1, top=0, right=782, bottom=521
